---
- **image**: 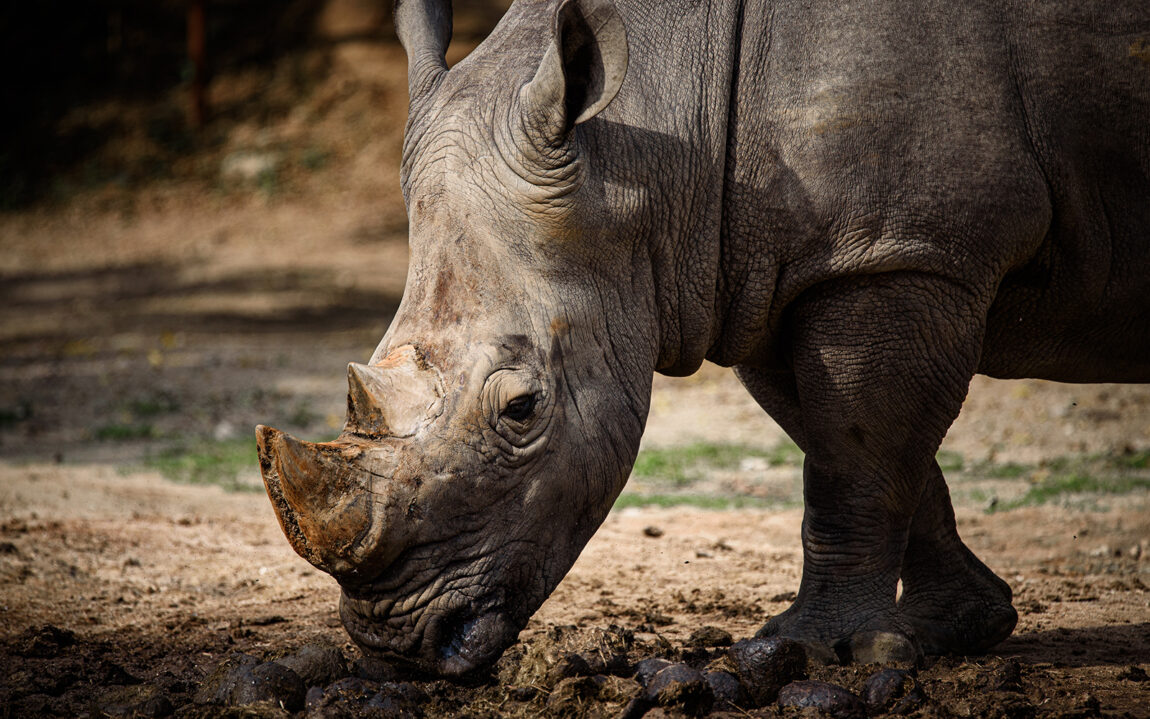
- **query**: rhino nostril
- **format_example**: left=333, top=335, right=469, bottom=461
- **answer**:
left=438, top=613, right=478, bottom=661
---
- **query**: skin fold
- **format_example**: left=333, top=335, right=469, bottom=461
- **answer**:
left=257, top=0, right=1150, bottom=674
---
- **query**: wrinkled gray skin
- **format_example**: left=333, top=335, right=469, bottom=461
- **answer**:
left=257, top=0, right=1150, bottom=675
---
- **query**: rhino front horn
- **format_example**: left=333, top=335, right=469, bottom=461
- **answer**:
left=255, top=425, right=399, bottom=580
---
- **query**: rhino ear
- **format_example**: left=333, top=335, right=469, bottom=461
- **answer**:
left=521, top=0, right=628, bottom=142
left=394, top=0, right=452, bottom=102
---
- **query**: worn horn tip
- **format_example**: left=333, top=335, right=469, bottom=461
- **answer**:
left=346, top=363, right=390, bottom=437
left=255, top=423, right=280, bottom=455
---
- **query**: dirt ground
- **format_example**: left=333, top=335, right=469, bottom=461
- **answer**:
left=2, top=1, right=1149, bottom=716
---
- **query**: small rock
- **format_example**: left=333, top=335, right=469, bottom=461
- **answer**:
left=727, top=636, right=807, bottom=706
left=233, top=662, right=306, bottom=712
left=1118, top=665, right=1149, bottom=682
left=778, top=680, right=865, bottom=719
left=645, top=664, right=714, bottom=715
left=194, top=653, right=258, bottom=704
left=193, top=653, right=305, bottom=711
left=274, top=643, right=347, bottom=688
left=686, top=626, right=733, bottom=648
left=643, top=526, right=665, bottom=538
left=305, top=685, right=326, bottom=710
left=862, top=668, right=924, bottom=714
left=704, top=671, right=744, bottom=711
left=634, top=657, right=674, bottom=686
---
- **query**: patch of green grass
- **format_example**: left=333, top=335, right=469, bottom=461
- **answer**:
left=612, top=493, right=778, bottom=511
left=631, top=440, right=803, bottom=486
left=936, top=449, right=965, bottom=472
left=300, top=147, right=331, bottom=171
left=978, top=461, right=1031, bottom=479
left=988, top=471, right=1150, bottom=513
left=145, top=438, right=259, bottom=492
left=128, top=391, right=181, bottom=418
left=289, top=401, right=319, bottom=429
left=94, top=423, right=157, bottom=440
left=1111, top=449, right=1150, bottom=470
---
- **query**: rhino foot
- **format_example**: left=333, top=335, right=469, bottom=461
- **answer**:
left=899, top=470, right=1018, bottom=656
left=897, top=565, right=1017, bottom=656
left=755, top=606, right=922, bottom=666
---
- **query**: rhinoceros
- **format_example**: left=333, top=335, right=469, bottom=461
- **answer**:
left=256, top=0, right=1150, bottom=675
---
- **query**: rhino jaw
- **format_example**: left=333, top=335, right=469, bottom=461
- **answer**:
left=340, top=591, right=522, bottom=677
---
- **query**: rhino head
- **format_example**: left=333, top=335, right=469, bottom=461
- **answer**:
left=256, top=0, right=660, bottom=676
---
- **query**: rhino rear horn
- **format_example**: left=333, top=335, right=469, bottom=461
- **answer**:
left=520, top=0, right=629, bottom=143
left=344, top=346, right=445, bottom=438
left=394, top=0, right=452, bottom=101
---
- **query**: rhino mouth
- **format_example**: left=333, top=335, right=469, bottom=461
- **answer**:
left=340, top=591, right=520, bottom=677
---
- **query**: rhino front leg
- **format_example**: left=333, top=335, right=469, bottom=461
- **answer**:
left=898, top=467, right=1018, bottom=654
left=737, top=272, right=993, bottom=664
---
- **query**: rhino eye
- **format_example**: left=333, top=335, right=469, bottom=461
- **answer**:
left=502, top=393, right=537, bottom=423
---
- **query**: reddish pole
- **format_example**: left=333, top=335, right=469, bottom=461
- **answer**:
left=187, top=0, right=207, bottom=128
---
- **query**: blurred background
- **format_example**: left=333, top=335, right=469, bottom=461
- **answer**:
left=1, top=0, right=1148, bottom=492
left=0, top=0, right=511, bottom=473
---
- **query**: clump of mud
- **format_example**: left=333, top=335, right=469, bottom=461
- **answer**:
left=2, top=621, right=1131, bottom=718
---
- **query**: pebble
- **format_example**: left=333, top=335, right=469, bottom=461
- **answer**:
left=704, top=670, right=744, bottom=711
left=634, top=656, right=674, bottom=686
left=726, top=636, right=807, bottom=706
left=645, top=663, right=713, bottom=715
left=778, top=679, right=866, bottom=719
left=273, top=643, right=347, bottom=688
left=686, top=625, right=733, bottom=648
left=862, top=667, right=924, bottom=714
left=194, top=653, right=305, bottom=712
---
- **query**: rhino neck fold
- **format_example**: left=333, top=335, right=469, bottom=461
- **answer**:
left=581, top=0, right=746, bottom=376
